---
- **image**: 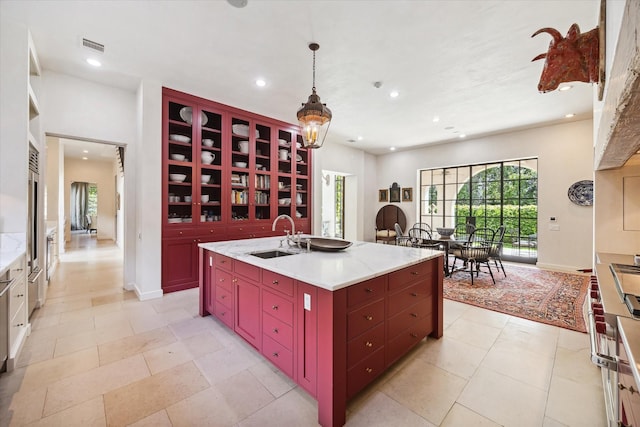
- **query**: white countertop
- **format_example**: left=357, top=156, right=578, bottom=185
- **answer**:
left=199, top=236, right=443, bottom=291
left=0, top=232, right=26, bottom=275
left=618, top=317, right=640, bottom=388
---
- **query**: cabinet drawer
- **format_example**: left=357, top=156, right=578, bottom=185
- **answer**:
left=9, top=276, right=26, bottom=321
left=387, top=281, right=430, bottom=315
left=347, top=322, right=385, bottom=368
left=214, top=301, right=234, bottom=329
left=386, top=318, right=432, bottom=367
left=347, top=276, right=386, bottom=309
left=347, top=298, right=385, bottom=340
left=347, top=346, right=385, bottom=399
left=262, top=334, right=294, bottom=379
left=234, top=260, right=260, bottom=282
left=262, top=290, right=294, bottom=326
left=387, top=261, right=433, bottom=292
left=388, top=296, right=432, bottom=339
left=262, top=270, right=294, bottom=297
left=215, top=284, right=233, bottom=309
left=163, top=227, right=198, bottom=239
left=215, top=268, right=233, bottom=293
left=9, top=302, right=27, bottom=354
left=215, top=254, right=233, bottom=271
left=263, top=312, right=293, bottom=350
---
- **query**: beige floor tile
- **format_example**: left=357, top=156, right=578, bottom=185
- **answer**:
left=248, top=360, right=297, bottom=398
left=104, top=361, right=209, bottom=426
left=16, top=335, right=56, bottom=368
left=4, top=385, right=47, bottom=426
left=168, top=316, right=215, bottom=340
left=19, top=347, right=99, bottom=393
left=128, top=311, right=170, bottom=334
left=557, top=328, right=590, bottom=351
left=380, top=359, right=467, bottom=425
left=545, top=375, right=607, bottom=426
left=480, top=338, right=555, bottom=390
left=543, top=416, right=570, bottom=427
left=27, top=318, right=96, bottom=344
left=458, top=366, right=547, bottom=427
left=58, top=307, right=94, bottom=324
left=97, top=326, right=176, bottom=365
left=442, top=299, right=472, bottom=328
left=129, top=410, right=173, bottom=427
left=29, top=312, right=61, bottom=330
left=460, top=305, right=511, bottom=329
left=55, top=321, right=135, bottom=357
left=553, top=347, right=602, bottom=387
left=166, top=386, right=237, bottom=427
left=28, top=396, right=105, bottom=427
left=92, top=291, right=136, bottom=307
left=345, top=391, right=434, bottom=426
left=440, top=403, right=501, bottom=427
left=216, top=369, right=275, bottom=419
left=496, top=320, right=559, bottom=358
left=415, top=335, right=487, bottom=379
left=194, top=343, right=263, bottom=385
left=143, top=341, right=194, bottom=374
left=93, top=310, right=130, bottom=330
left=442, top=317, right=502, bottom=350
left=43, top=354, right=150, bottom=416
left=181, top=330, right=224, bottom=359
left=237, top=388, right=319, bottom=427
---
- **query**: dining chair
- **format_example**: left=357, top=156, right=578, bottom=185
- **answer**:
left=406, top=227, right=442, bottom=250
left=450, top=227, right=496, bottom=285
left=489, top=225, right=507, bottom=277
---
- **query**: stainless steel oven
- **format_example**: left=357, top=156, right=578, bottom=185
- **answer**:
left=590, top=254, right=640, bottom=427
left=27, top=146, right=42, bottom=317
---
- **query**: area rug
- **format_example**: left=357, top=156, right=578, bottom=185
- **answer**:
left=444, top=265, right=589, bottom=333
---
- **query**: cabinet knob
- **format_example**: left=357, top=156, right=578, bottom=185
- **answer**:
left=219, top=278, right=225, bottom=282
left=272, top=352, right=279, bottom=358
left=179, top=231, right=183, bottom=235
left=411, top=292, right=418, bottom=297
left=410, top=313, right=418, bottom=318
left=273, top=328, right=279, bottom=334
left=232, top=278, right=238, bottom=283
left=272, top=280, right=279, bottom=285
left=365, top=341, right=373, bottom=347
left=272, top=305, right=279, bottom=310
left=221, top=295, right=226, bottom=299
left=411, top=271, right=419, bottom=276
left=15, top=323, right=24, bottom=327
left=365, top=288, right=373, bottom=293
left=365, top=367, right=373, bottom=373
left=410, top=333, right=418, bottom=338
left=364, top=315, right=373, bottom=321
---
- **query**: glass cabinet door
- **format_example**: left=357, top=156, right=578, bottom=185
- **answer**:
left=199, top=107, right=223, bottom=224
left=230, top=116, right=252, bottom=222
left=253, top=122, right=272, bottom=221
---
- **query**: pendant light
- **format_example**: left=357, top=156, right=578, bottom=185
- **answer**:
left=297, top=42, right=332, bottom=149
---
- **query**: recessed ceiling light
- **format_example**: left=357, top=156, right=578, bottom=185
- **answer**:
left=82, top=150, right=89, bottom=153
left=565, top=113, right=575, bottom=118
left=389, top=91, right=399, bottom=98
left=255, top=78, right=266, bottom=87
left=86, top=58, right=101, bottom=67
left=227, top=0, right=248, bottom=7
left=459, top=134, right=466, bottom=138
left=82, top=156, right=88, bottom=160
left=390, top=147, right=396, bottom=151
left=559, top=85, right=573, bottom=91
left=357, top=136, right=363, bottom=141
left=432, top=116, right=440, bottom=123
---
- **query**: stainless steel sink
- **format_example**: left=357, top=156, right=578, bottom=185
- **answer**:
left=250, top=250, right=296, bottom=259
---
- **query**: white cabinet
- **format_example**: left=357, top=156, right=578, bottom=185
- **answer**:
left=4, top=255, right=28, bottom=371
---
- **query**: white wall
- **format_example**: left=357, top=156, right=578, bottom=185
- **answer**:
left=374, top=119, right=594, bottom=271
left=64, top=158, right=117, bottom=241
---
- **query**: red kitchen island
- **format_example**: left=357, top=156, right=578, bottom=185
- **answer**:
left=198, top=236, right=443, bottom=427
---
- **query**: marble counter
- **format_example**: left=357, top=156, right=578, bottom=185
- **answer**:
left=618, top=316, right=640, bottom=389
left=0, top=232, right=26, bottom=275
left=199, top=236, right=442, bottom=291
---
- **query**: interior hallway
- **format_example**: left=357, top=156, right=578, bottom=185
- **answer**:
left=0, top=235, right=606, bottom=426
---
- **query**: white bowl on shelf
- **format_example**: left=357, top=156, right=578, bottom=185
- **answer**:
left=169, top=173, right=186, bottom=182
left=278, top=198, right=291, bottom=205
left=179, top=107, right=208, bottom=126
left=170, top=153, right=186, bottom=161
left=169, top=134, right=191, bottom=143
left=202, top=138, right=214, bottom=147
left=201, top=174, right=211, bottom=184
left=201, top=194, right=209, bottom=203
left=168, top=218, right=182, bottom=224
left=234, top=162, right=247, bottom=168
left=232, top=124, right=259, bottom=138
left=238, top=141, right=249, bottom=153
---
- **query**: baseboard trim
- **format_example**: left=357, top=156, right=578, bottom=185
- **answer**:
left=131, top=283, right=163, bottom=301
left=535, top=262, right=584, bottom=273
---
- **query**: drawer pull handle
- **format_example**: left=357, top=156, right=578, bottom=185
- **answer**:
left=364, top=315, right=373, bottom=321
left=365, top=288, right=373, bottom=293
left=411, top=271, right=419, bottom=275
left=15, top=323, right=24, bottom=327
left=410, top=313, right=418, bottom=318
left=272, top=280, right=279, bottom=285
left=232, top=279, right=238, bottom=283
left=365, top=367, right=373, bottom=373
left=219, top=278, right=225, bottom=282
left=272, top=305, right=279, bottom=310
left=365, top=341, right=373, bottom=347
left=17, top=294, right=24, bottom=298
left=411, top=292, right=418, bottom=297
left=410, top=333, right=418, bottom=338
left=273, top=328, right=279, bottom=334
left=272, top=352, right=279, bottom=358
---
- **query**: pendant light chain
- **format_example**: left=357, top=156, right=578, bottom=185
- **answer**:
left=312, top=49, right=316, bottom=91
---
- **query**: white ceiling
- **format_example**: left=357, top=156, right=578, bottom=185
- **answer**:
left=6, top=0, right=598, bottom=155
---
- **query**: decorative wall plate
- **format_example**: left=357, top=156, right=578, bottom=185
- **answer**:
left=567, top=180, right=594, bottom=206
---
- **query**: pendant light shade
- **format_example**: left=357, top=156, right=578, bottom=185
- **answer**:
left=297, top=43, right=332, bottom=149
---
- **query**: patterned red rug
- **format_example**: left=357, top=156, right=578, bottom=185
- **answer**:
left=444, top=265, right=589, bottom=333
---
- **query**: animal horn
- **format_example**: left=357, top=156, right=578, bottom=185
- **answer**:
left=531, top=53, right=546, bottom=62
left=532, top=27, right=562, bottom=44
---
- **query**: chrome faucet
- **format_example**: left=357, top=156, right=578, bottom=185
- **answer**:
left=272, top=214, right=301, bottom=248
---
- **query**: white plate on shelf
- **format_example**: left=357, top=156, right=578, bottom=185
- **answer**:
left=288, top=153, right=303, bottom=162
left=169, top=134, right=191, bottom=143
left=278, top=139, right=290, bottom=147
left=179, top=107, right=208, bottom=126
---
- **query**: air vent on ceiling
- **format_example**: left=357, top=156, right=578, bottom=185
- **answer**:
left=82, top=38, right=105, bottom=53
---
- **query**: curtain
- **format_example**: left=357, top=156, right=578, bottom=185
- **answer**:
left=70, top=182, right=89, bottom=230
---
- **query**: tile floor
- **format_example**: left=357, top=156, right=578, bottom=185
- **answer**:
left=0, top=235, right=607, bottom=426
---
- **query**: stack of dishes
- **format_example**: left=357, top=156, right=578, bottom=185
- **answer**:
left=179, top=107, right=208, bottom=126
left=169, top=173, right=187, bottom=182
left=169, top=134, right=191, bottom=143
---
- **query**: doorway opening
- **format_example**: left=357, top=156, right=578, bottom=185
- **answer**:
left=321, top=171, right=346, bottom=239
